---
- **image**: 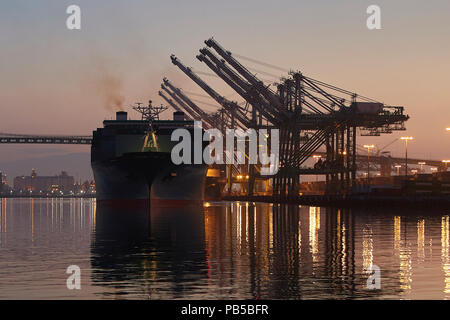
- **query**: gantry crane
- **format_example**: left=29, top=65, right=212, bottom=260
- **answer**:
left=165, top=38, right=409, bottom=199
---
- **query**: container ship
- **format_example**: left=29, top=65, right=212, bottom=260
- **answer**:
left=91, top=106, right=210, bottom=205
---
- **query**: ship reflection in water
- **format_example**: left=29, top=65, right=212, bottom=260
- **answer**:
left=92, top=202, right=207, bottom=299
left=0, top=198, right=450, bottom=299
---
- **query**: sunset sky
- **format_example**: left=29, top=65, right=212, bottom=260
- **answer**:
left=1, top=0, right=450, bottom=180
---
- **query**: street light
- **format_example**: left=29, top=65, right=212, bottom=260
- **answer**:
left=418, top=161, right=426, bottom=173
left=363, top=144, right=375, bottom=185
left=395, top=165, right=402, bottom=176
left=400, top=137, right=413, bottom=177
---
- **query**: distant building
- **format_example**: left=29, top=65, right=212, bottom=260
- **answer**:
left=14, top=169, right=75, bottom=193
left=0, top=170, right=8, bottom=193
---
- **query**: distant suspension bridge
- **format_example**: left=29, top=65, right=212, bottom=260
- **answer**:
left=0, top=133, right=92, bottom=145
left=0, top=132, right=444, bottom=172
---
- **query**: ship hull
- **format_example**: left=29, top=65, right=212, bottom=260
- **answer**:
left=92, top=160, right=150, bottom=201
left=92, top=152, right=207, bottom=203
left=150, top=163, right=207, bottom=206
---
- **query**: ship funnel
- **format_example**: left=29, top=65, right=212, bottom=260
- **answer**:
left=116, top=111, right=127, bottom=121
left=173, top=111, right=185, bottom=121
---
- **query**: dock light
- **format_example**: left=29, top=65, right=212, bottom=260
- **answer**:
left=431, top=167, right=438, bottom=172
left=363, top=145, right=375, bottom=185
left=245, top=175, right=249, bottom=180
left=395, top=165, right=402, bottom=176
left=237, top=175, right=243, bottom=180
left=443, top=160, right=450, bottom=171
left=411, top=169, right=418, bottom=174
left=400, top=137, right=413, bottom=177
left=446, top=128, right=450, bottom=131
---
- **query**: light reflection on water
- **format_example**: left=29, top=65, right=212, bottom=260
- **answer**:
left=0, top=198, right=450, bottom=299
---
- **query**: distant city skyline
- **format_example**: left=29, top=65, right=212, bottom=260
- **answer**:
left=0, top=152, right=91, bottom=184
left=1, top=1, right=450, bottom=178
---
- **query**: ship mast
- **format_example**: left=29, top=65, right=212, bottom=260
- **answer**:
left=132, top=100, right=168, bottom=122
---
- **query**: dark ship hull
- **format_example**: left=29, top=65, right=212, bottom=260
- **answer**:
left=92, top=152, right=207, bottom=204
left=92, top=152, right=169, bottom=201
left=150, top=163, right=207, bottom=205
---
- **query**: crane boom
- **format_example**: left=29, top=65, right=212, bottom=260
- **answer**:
left=198, top=48, right=285, bottom=122
left=161, top=83, right=203, bottom=122
left=196, top=53, right=279, bottom=125
left=205, top=38, right=284, bottom=111
left=170, top=55, right=252, bottom=129
left=163, top=78, right=218, bottom=129
left=199, top=48, right=252, bottom=94
left=158, top=90, right=192, bottom=121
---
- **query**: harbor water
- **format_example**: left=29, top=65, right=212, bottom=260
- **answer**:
left=0, top=198, right=449, bottom=299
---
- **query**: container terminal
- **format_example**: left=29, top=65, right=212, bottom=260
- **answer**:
left=157, top=38, right=448, bottom=208
left=0, top=38, right=449, bottom=208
